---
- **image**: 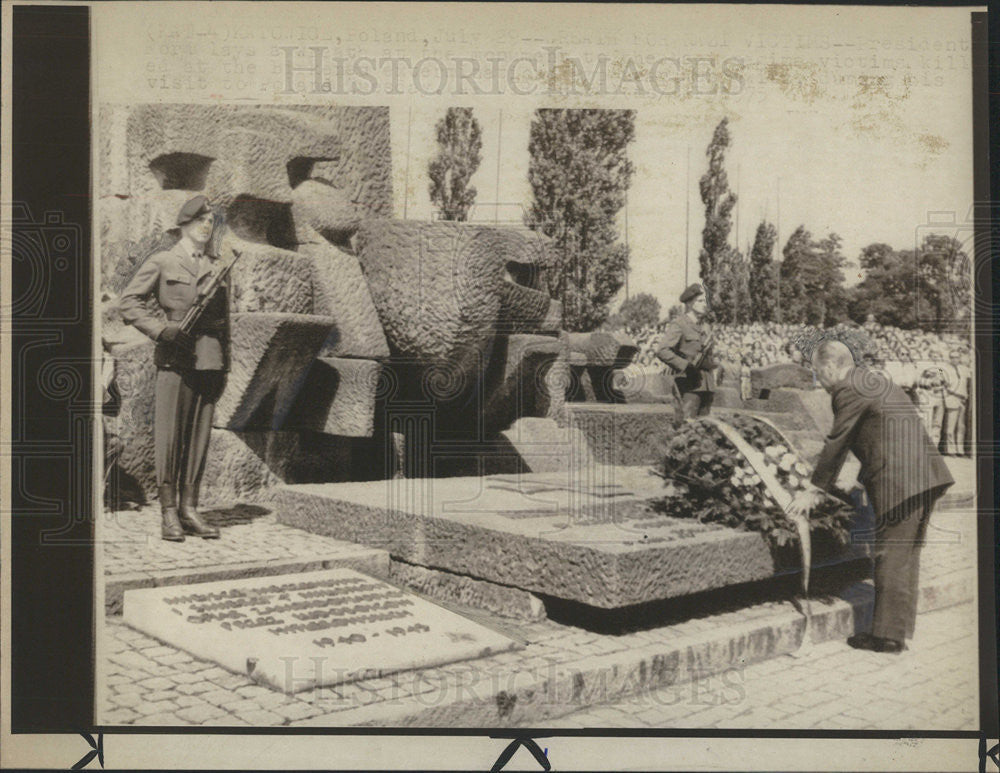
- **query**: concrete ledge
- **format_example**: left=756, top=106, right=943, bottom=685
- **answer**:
left=105, top=549, right=388, bottom=616
left=388, top=560, right=546, bottom=621
left=294, top=567, right=972, bottom=727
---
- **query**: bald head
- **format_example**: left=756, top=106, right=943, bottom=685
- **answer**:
left=811, top=339, right=856, bottom=391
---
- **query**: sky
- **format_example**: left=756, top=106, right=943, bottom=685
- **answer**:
left=96, top=3, right=979, bottom=316
left=380, top=7, right=977, bottom=314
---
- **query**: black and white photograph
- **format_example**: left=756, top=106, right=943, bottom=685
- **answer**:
left=3, top=2, right=996, bottom=770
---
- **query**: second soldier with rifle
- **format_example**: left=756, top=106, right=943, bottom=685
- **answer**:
left=656, top=283, right=718, bottom=422
left=120, top=195, right=241, bottom=542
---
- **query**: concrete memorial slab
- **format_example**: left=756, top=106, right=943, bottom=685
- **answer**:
left=275, top=471, right=864, bottom=609
left=123, top=568, right=522, bottom=693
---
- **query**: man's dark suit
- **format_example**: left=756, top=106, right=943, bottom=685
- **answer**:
left=811, top=367, right=954, bottom=641
left=656, top=312, right=716, bottom=419
left=120, top=240, right=229, bottom=509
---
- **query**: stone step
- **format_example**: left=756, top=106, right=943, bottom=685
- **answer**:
left=293, top=565, right=973, bottom=727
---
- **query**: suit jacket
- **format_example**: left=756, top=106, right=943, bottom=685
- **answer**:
left=811, top=368, right=953, bottom=516
left=119, top=240, right=230, bottom=371
left=655, top=313, right=715, bottom=392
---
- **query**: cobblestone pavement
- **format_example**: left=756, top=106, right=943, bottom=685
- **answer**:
left=99, top=504, right=380, bottom=578
left=532, top=602, right=979, bottom=731
left=98, top=477, right=978, bottom=729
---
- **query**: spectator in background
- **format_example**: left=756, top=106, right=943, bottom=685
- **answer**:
left=740, top=354, right=752, bottom=401
left=942, top=348, right=971, bottom=456
left=914, top=364, right=947, bottom=448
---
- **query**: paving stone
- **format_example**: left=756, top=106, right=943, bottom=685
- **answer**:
left=200, top=689, right=244, bottom=708
left=141, top=712, right=189, bottom=725
left=208, top=672, right=252, bottom=691
left=137, top=676, right=175, bottom=691
left=110, top=650, right=156, bottom=670
left=271, top=700, right=325, bottom=722
left=175, top=682, right=213, bottom=696
left=133, top=700, right=178, bottom=716
left=110, top=692, right=144, bottom=708
left=155, top=652, right=194, bottom=666
left=226, top=699, right=267, bottom=714
left=146, top=690, right=180, bottom=703
left=200, top=714, right=251, bottom=726
left=176, top=704, right=227, bottom=723
left=233, top=709, right=285, bottom=726
left=141, top=645, right=177, bottom=658
left=102, top=708, right=140, bottom=725
left=113, top=681, right=147, bottom=695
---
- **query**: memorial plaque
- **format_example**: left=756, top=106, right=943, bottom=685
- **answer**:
left=123, top=568, right=523, bottom=693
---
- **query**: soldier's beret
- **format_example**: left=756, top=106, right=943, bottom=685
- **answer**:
left=176, top=195, right=212, bottom=226
left=679, top=283, right=704, bottom=304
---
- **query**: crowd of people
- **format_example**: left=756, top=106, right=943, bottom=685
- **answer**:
left=630, top=318, right=973, bottom=457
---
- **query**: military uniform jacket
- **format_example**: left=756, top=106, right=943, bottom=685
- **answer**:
left=119, top=240, right=230, bottom=371
left=811, top=368, right=953, bottom=516
left=655, top=312, right=716, bottom=392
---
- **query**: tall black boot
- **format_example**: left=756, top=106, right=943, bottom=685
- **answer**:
left=159, top=484, right=184, bottom=542
left=178, top=486, right=219, bottom=539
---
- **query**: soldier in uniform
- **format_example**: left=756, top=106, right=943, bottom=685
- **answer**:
left=120, top=195, right=229, bottom=541
left=656, top=283, right=717, bottom=421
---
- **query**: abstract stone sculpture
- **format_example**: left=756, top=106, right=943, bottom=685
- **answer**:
left=102, top=104, right=578, bottom=502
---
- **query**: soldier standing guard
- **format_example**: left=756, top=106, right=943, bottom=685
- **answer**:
left=120, top=195, right=229, bottom=541
left=656, top=283, right=717, bottom=422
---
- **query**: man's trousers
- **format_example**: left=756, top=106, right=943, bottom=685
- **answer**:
left=942, top=400, right=967, bottom=455
left=154, top=369, right=225, bottom=496
left=871, top=491, right=938, bottom=642
left=679, top=389, right=714, bottom=420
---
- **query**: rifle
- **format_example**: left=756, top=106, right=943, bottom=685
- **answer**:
left=690, top=332, right=715, bottom=371
left=179, top=214, right=242, bottom=335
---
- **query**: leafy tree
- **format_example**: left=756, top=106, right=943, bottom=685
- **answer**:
left=617, top=292, right=661, bottom=335
left=428, top=108, right=483, bottom=221
left=697, top=118, right=743, bottom=323
left=526, top=109, right=635, bottom=331
left=748, top=220, right=779, bottom=322
left=779, top=226, right=849, bottom=326
left=851, top=235, right=970, bottom=334
left=918, top=234, right=971, bottom=334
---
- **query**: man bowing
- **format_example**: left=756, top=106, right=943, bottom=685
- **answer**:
left=788, top=339, right=953, bottom=653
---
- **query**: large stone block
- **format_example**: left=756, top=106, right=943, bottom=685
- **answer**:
left=490, top=226, right=557, bottom=270
left=284, top=357, right=380, bottom=438
left=388, top=560, right=546, bottom=621
left=108, top=340, right=159, bottom=497
left=497, top=283, right=562, bottom=334
left=201, top=430, right=354, bottom=504
left=274, top=473, right=863, bottom=609
left=499, top=418, right=594, bottom=473
left=353, top=220, right=507, bottom=372
left=302, top=241, right=390, bottom=359
left=751, top=363, right=816, bottom=395
left=107, top=104, right=390, bottom=225
left=228, top=243, right=313, bottom=315
left=482, top=334, right=565, bottom=432
left=564, top=403, right=676, bottom=466
left=563, top=331, right=639, bottom=368
left=215, top=313, right=335, bottom=430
